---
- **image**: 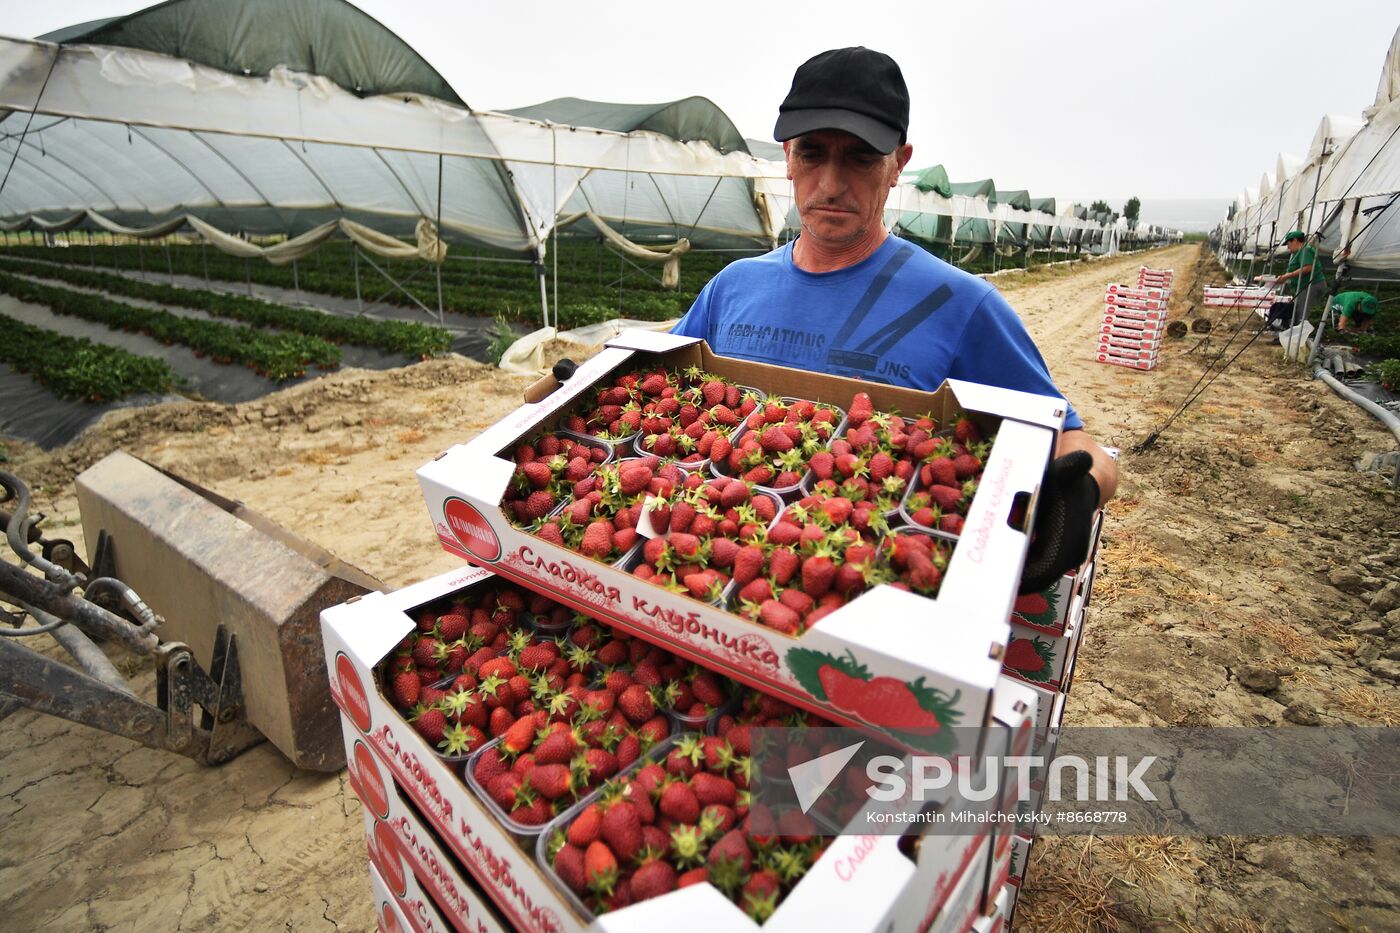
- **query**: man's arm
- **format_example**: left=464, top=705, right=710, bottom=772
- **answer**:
left=1055, top=427, right=1118, bottom=508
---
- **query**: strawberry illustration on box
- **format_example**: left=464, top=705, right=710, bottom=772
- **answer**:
left=1002, top=610, right=1081, bottom=691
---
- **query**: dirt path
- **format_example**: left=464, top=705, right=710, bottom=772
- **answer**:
left=3, top=245, right=1399, bottom=931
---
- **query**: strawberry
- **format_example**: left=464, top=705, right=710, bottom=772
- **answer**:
left=553, top=842, right=588, bottom=894
left=411, top=637, right=440, bottom=669
left=667, top=533, right=701, bottom=561
left=520, top=461, right=553, bottom=489
left=619, top=463, right=653, bottom=495
left=954, top=416, right=982, bottom=445
left=568, top=803, right=603, bottom=847
left=759, top=425, right=793, bottom=453
left=738, top=578, right=773, bottom=604
left=600, top=801, right=644, bottom=862
left=710, top=537, right=740, bottom=568
left=659, top=781, right=701, bottom=823
left=670, top=501, right=697, bottom=533
left=732, top=545, right=766, bottom=585
left=691, top=771, right=737, bottom=807
left=952, top=452, right=982, bottom=479
left=868, top=452, right=894, bottom=482
left=618, top=684, right=656, bottom=724
left=801, top=555, right=836, bottom=598
left=390, top=670, right=421, bottom=708
left=690, top=671, right=727, bottom=707
left=629, top=856, right=678, bottom=903
left=414, top=707, right=447, bottom=744
left=810, top=451, right=835, bottom=480
left=525, top=763, right=573, bottom=800
left=779, top=588, right=815, bottom=616
left=488, top=706, right=514, bottom=737
left=584, top=840, right=619, bottom=894
left=678, top=866, right=709, bottom=889
left=820, top=497, right=854, bottom=525
left=501, top=713, right=538, bottom=755
left=535, top=729, right=579, bottom=765
left=706, top=828, right=753, bottom=875
left=929, top=484, right=965, bottom=512
left=769, top=547, right=799, bottom=585
left=758, top=600, right=800, bottom=635
left=639, top=374, right=668, bottom=396
left=580, top=521, right=615, bottom=559
left=847, top=392, right=874, bottom=426
left=741, top=870, right=782, bottom=922
left=437, top=612, right=469, bottom=642
left=720, top=480, right=750, bottom=509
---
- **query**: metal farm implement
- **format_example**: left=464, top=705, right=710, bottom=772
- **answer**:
left=0, top=452, right=379, bottom=770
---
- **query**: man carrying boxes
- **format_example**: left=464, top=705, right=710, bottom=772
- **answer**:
left=671, top=46, right=1118, bottom=591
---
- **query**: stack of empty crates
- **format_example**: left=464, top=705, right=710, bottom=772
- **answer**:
left=1097, top=266, right=1173, bottom=370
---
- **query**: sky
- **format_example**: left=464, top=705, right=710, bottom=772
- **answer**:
left=5, top=0, right=1398, bottom=229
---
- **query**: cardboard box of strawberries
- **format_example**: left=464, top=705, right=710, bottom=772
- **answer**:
left=326, top=567, right=1022, bottom=931
left=417, top=331, right=1065, bottom=755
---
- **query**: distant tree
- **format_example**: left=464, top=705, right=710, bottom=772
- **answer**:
left=1123, top=196, right=1141, bottom=222
left=1089, top=200, right=1111, bottom=214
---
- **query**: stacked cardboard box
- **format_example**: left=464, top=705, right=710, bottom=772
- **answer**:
left=997, top=478, right=1108, bottom=928
left=1203, top=284, right=1276, bottom=308
left=326, top=331, right=1099, bottom=931
left=1136, top=266, right=1174, bottom=289
left=1099, top=271, right=1172, bottom=370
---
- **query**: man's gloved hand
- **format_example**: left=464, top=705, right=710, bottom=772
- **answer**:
left=1019, top=451, right=1100, bottom=595
left=552, top=358, right=578, bottom=382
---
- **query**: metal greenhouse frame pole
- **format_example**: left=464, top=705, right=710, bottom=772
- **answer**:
left=434, top=154, right=444, bottom=325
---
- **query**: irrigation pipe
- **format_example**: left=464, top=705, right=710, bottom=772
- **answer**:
left=1313, top=368, right=1400, bottom=488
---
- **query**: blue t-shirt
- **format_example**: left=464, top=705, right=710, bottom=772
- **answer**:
left=671, top=236, right=1082, bottom=429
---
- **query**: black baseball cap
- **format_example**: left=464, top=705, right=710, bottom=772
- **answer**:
left=774, top=47, right=910, bottom=154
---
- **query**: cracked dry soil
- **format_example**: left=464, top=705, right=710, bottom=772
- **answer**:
left=2, top=244, right=1399, bottom=931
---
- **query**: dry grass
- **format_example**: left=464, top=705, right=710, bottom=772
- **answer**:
left=1016, top=836, right=1126, bottom=933
left=1330, top=684, right=1400, bottom=727
left=1094, top=530, right=1182, bottom=602
left=1097, top=835, right=1206, bottom=892
left=1253, top=616, right=1324, bottom=663
left=1171, top=919, right=1270, bottom=933
left=395, top=428, right=427, bottom=444
left=1106, top=494, right=1142, bottom=518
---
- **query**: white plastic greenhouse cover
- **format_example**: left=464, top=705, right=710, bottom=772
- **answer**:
left=1218, top=29, right=1400, bottom=273
left=0, top=0, right=1154, bottom=266
left=0, top=30, right=796, bottom=255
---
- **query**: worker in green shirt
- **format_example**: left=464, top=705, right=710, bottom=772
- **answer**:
left=1275, top=230, right=1326, bottom=326
left=1331, top=290, right=1378, bottom=333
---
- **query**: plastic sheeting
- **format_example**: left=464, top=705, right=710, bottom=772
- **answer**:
left=0, top=208, right=447, bottom=264
left=497, top=318, right=678, bottom=376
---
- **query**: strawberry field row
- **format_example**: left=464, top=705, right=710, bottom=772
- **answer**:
left=0, top=257, right=451, bottom=358
left=2, top=241, right=732, bottom=327
left=0, top=311, right=177, bottom=401
left=0, top=272, right=340, bottom=381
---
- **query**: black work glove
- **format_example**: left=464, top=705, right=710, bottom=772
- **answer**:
left=1019, top=451, right=1100, bottom=595
left=552, top=358, right=578, bottom=382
